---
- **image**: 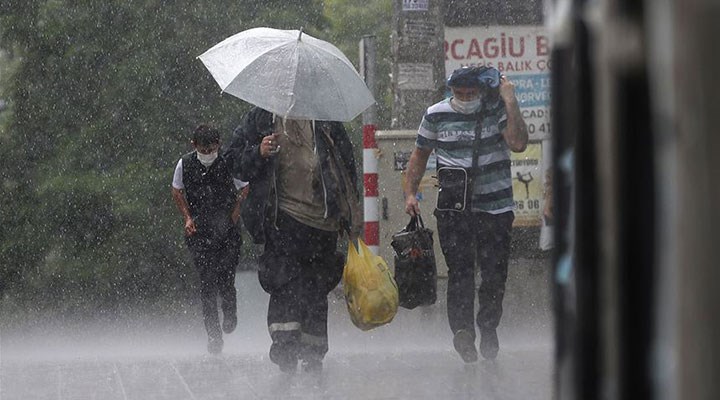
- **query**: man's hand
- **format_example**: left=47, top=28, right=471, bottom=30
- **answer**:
left=405, top=193, right=420, bottom=216
left=498, top=75, right=516, bottom=103
left=403, top=147, right=432, bottom=216
left=348, top=230, right=360, bottom=243
left=172, top=187, right=197, bottom=236
left=184, top=217, right=197, bottom=236
left=498, top=75, right=529, bottom=152
left=260, top=133, right=280, bottom=158
left=230, top=208, right=241, bottom=225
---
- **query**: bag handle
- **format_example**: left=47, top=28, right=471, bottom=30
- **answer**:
left=406, top=214, right=426, bottom=232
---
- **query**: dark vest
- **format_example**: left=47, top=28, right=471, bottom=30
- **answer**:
left=181, top=152, right=237, bottom=249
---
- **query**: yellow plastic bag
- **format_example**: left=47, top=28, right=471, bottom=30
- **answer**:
left=343, top=238, right=399, bottom=331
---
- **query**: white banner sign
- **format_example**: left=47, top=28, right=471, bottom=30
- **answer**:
left=398, top=63, right=435, bottom=90
left=403, top=0, right=429, bottom=11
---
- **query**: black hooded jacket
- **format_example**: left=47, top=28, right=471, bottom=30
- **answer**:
left=225, top=107, right=360, bottom=244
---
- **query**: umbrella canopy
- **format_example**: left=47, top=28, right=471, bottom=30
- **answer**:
left=198, top=27, right=375, bottom=122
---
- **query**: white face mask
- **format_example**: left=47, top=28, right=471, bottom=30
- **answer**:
left=197, top=151, right=218, bottom=167
left=452, top=97, right=482, bottom=114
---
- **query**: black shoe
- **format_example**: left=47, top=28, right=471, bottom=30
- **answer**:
left=479, top=328, right=499, bottom=360
left=207, top=337, right=223, bottom=355
left=269, top=345, right=298, bottom=374
left=222, top=312, right=237, bottom=334
left=301, top=358, right=323, bottom=374
left=453, top=329, right=478, bottom=363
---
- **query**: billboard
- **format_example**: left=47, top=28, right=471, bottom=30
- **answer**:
left=511, top=142, right=544, bottom=226
left=445, top=26, right=551, bottom=142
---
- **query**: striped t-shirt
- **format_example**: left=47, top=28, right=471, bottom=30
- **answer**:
left=416, top=98, right=514, bottom=214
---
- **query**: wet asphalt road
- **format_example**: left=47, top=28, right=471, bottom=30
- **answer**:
left=0, top=258, right=553, bottom=400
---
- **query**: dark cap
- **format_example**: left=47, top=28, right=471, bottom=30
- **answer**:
left=447, top=66, right=502, bottom=89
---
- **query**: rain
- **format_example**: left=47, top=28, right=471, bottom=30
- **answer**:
left=4, top=1, right=720, bottom=399
left=1, top=1, right=543, bottom=398
left=1, top=265, right=552, bottom=399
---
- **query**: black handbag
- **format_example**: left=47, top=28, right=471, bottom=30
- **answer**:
left=434, top=110, right=488, bottom=214
left=436, top=167, right=469, bottom=212
left=390, top=215, right=437, bottom=309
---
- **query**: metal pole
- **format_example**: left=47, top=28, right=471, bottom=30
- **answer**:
left=360, top=35, right=379, bottom=255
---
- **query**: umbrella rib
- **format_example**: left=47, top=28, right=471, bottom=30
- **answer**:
left=220, top=45, right=295, bottom=115
left=303, top=41, right=357, bottom=71
left=304, top=42, right=375, bottom=120
left=217, top=41, right=293, bottom=92
left=286, top=43, right=301, bottom=118
left=315, top=53, right=352, bottom=120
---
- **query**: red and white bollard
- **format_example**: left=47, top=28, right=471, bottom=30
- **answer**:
left=360, top=35, right=379, bottom=255
left=363, top=123, right=379, bottom=255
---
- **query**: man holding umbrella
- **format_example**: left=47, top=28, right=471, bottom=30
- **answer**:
left=231, top=108, right=362, bottom=373
left=199, top=28, right=371, bottom=373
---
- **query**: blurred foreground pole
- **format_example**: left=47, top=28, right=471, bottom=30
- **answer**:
left=360, top=35, right=379, bottom=254
left=546, top=2, right=594, bottom=399
left=391, top=0, right=445, bottom=129
left=672, top=0, right=720, bottom=398
left=558, top=0, right=720, bottom=398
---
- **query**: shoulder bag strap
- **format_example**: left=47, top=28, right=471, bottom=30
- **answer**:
left=471, top=110, right=487, bottom=172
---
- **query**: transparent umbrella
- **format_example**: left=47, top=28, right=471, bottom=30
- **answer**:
left=198, top=27, right=375, bottom=121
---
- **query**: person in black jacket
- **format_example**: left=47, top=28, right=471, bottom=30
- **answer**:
left=171, top=125, right=248, bottom=354
left=227, top=107, right=362, bottom=373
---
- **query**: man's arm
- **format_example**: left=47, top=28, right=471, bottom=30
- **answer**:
left=499, top=76, right=529, bottom=152
left=171, top=187, right=196, bottom=236
left=403, top=147, right=433, bottom=216
left=238, top=108, right=274, bottom=182
left=230, top=185, right=249, bottom=224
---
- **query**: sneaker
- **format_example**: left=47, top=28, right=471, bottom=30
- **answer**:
left=269, top=345, right=298, bottom=374
left=301, top=359, right=323, bottom=374
left=222, top=312, right=237, bottom=334
left=453, top=329, right=478, bottom=363
left=207, top=337, right=223, bottom=355
left=479, top=328, right=499, bottom=360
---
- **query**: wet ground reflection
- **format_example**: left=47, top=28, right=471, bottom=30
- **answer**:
left=1, top=261, right=552, bottom=399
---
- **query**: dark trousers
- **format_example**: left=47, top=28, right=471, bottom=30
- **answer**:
left=435, top=210, right=514, bottom=338
left=259, top=211, right=343, bottom=362
left=188, top=243, right=238, bottom=341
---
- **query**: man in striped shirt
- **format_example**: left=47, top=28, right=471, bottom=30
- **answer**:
left=404, top=66, right=528, bottom=362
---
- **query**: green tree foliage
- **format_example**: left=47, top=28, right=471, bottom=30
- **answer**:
left=0, top=0, right=350, bottom=322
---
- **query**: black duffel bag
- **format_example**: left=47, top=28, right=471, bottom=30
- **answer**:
left=391, top=214, right=437, bottom=309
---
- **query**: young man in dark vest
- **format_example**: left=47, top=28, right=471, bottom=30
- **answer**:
left=171, top=125, right=248, bottom=354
